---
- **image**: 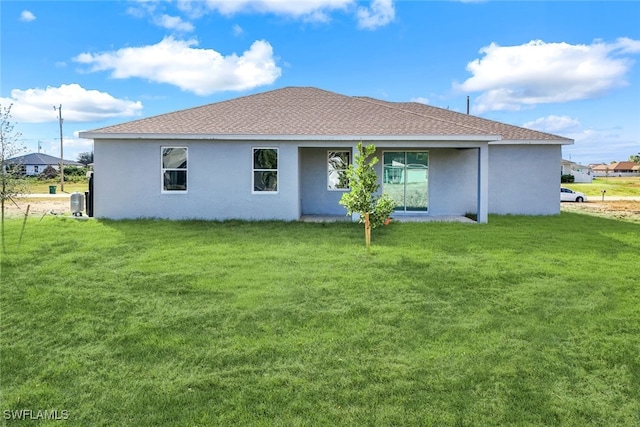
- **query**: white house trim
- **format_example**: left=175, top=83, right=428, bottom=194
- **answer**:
left=79, top=132, right=502, bottom=143
left=490, top=139, right=573, bottom=146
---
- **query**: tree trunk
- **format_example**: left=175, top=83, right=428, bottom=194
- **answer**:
left=1, top=198, right=5, bottom=254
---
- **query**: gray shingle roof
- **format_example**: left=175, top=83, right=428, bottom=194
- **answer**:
left=6, top=152, right=82, bottom=166
left=82, top=87, right=572, bottom=141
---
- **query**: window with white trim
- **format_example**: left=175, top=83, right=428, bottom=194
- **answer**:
left=162, top=147, right=187, bottom=192
left=328, top=151, right=350, bottom=190
left=253, top=148, right=278, bottom=192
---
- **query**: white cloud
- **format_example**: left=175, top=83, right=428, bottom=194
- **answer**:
left=523, top=115, right=582, bottom=134
left=356, top=0, right=395, bottom=30
left=128, top=2, right=194, bottom=33
left=36, top=136, right=94, bottom=162
left=129, top=0, right=397, bottom=29
left=20, top=10, right=36, bottom=22
left=0, top=84, right=143, bottom=123
left=456, top=38, right=640, bottom=114
left=73, top=37, right=282, bottom=95
left=410, top=97, right=430, bottom=105
left=154, top=14, right=194, bottom=32
left=562, top=128, right=639, bottom=164
left=178, top=0, right=394, bottom=28
left=126, top=4, right=151, bottom=19
left=233, top=24, right=244, bottom=36
left=61, top=136, right=94, bottom=152
left=178, top=0, right=351, bottom=19
left=130, top=0, right=396, bottom=29
left=523, top=115, right=638, bottom=164
left=615, top=37, right=640, bottom=54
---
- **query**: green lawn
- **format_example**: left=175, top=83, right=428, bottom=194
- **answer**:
left=22, top=178, right=89, bottom=194
left=1, top=216, right=639, bottom=426
left=564, top=176, right=640, bottom=196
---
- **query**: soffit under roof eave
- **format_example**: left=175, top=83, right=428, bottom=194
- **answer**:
left=490, top=139, right=574, bottom=146
left=78, top=132, right=503, bottom=142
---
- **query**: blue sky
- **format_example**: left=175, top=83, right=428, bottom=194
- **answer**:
left=2, top=0, right=639, bottom=165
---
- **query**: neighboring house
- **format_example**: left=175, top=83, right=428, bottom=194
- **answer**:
left=561, top=159, right=593, bottom=183
left=4, top=152, right=83, bottom=176
left=79, top=87, right=573, bottom=223
left=590, top=163, right=609, bottom=177
left=592, top=161, right=640, bottom=177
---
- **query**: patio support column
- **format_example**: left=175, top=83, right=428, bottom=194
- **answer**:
left=477, top=143, right=489, bottom=223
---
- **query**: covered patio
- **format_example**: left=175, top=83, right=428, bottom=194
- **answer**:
left=298, top=140, right=490, bottom=223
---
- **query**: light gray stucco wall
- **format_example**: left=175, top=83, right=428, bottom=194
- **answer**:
left=428, top=148, right=478, bottom=216
left=299, top=147, right=350, bottom=216
left=94, top=139, right=561, bottom=220
left=488, top=144, right=561, bottom=215
left=94, top=139, right=300, bottom=220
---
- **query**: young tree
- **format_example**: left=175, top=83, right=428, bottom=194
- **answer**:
left=340, top=142, right=395, bottom=249
left=1, top=104, right=27, bottom=253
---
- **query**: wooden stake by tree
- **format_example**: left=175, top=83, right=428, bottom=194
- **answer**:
left=339, top=142, right=394, bottom=250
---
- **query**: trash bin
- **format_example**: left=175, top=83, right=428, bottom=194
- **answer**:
left=49, top=185, right=57, bottom=194
left=70, top=192, right=84, bottom=216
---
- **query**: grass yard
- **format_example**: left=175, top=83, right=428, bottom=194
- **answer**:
left=22, top=179, right=89, bottom=195
left=1, top=215, right=639, bottom=426
left=564, top=176, right=640, bottom=197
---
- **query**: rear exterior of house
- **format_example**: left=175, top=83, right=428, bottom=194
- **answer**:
left=80, top=87, right=572, bottom=222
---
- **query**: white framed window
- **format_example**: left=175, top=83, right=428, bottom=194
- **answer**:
left=252, top=148, right=278, bottom=193
left=161, top=147, right=187, bottom=192
left=328, top=150, right=350, bottom=190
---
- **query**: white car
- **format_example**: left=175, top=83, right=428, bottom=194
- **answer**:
left=561, top=187, right=587, bottom=202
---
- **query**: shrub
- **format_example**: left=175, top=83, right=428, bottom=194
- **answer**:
left=39, top=165, right=58, bottom=180
left=561, top=174, right=575, bottom=183
left=64, top=166, right=88, bottom=177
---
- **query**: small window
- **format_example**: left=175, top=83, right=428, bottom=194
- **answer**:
left=162, top=147, right=187, bottom=192
left=34, top=165, right=39, bottom=173
left=328, top=151, right=350, bottom=190
left=253, top=148, right=278, bottom=192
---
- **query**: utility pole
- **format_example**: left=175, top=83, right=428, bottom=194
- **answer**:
left=54, top=104, right=64, bottom=191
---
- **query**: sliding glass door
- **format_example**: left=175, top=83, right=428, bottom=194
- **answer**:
left=383, top=151, right=428, bottom=212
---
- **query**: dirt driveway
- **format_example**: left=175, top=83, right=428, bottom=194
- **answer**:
left=560, top=199, right=640, bottom=223
left=4, top=195, right=73, bottom=219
